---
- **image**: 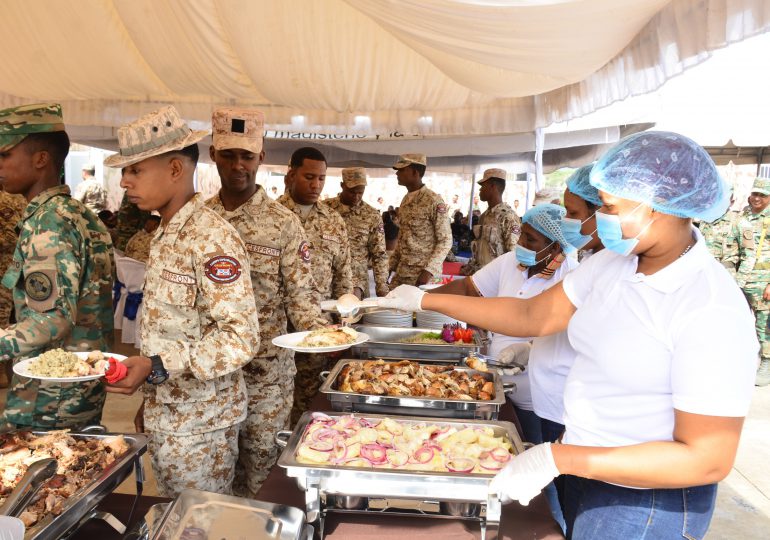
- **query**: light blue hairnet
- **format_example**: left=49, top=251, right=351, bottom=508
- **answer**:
left=589, top=131, right=729, bottom=222
left=522, top=203, right=576, bottom=255
left=566, top=164, right=602, bottom=207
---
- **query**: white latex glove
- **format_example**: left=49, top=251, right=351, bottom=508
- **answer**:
left=377, top=285, right=426, bottom=312
left=489, top=442, right=559, bottom=506
left=497, top=342, right=531, bottom=369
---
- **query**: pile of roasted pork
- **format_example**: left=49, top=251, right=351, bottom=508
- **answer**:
left=0, top=430, right=129, bottom=527
left=336, top=360, right=495, bottom=400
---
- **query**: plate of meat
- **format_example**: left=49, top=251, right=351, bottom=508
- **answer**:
left=13, top=350, right=127, bottom=382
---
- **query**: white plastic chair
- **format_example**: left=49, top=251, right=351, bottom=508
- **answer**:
left=113, top=252, right=146, bottom=346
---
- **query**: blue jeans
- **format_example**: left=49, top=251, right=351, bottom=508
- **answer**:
left=563, top=476, right=718, bottom=540
left=539, top=417, right=567, bottom=534
left=512, top=405, right=543, bottom=444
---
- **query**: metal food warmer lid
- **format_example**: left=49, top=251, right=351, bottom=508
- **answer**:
left=151, top=489, right=309, bottom=540
left=350, top=325, right=486, bottom=362
left=319, top=358, right=505, bottom=420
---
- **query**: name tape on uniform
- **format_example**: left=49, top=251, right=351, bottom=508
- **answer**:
left=161, top=270, right=196, bottom=285
left=246, top=244, right=281, bottom=258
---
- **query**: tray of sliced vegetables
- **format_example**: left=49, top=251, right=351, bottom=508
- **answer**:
left=276, top=412, right=522, bottom=505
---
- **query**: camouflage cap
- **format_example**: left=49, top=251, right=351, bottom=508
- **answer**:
left=341, top=167, right=367, bottom=188
left=479, top=168, right=507, bottom=183
left=0, top=103, right=65, bottom=152
left=393, top=153, right=427, bottom=169
left=104, top=105, right=208, bottom=168
left=752, top=177, right=770, bottom=196
left=212, top=107, right=265, bottom=154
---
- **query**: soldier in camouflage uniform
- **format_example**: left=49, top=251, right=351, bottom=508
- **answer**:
left=327, top=167, right=389, bottom=298
left=461, top=168, right=520, bottom=275
left=102, top=106, right=260, bottom=497
left=0, top=103, right=114, bottom=430
left=115, top=191, right=151, bottom=251
left=735, top=176, right=770, bottom=386
left=206, top=108, right=327, bottom=497
left=389, top=154, right=453, bottom=286
left=73, top=163, right=108, bottom=213
left=697, top=204, right=742, bottom=276
left=278, top=147, right=352, bottom=426
left=124, top=215, right=160, bottom=263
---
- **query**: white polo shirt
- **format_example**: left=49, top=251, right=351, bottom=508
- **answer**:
left=472, top=251, right=578, bottom=410
left=562, top=228, right=758, bottom=448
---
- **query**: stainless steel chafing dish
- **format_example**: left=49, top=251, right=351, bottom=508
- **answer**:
left=319, top=359, right=506, bottom=420
left=277, top=411, right=524, bottom=540
left=350, top=325, right=486, bottom=363
left=0, top=428, right=147, bottom=540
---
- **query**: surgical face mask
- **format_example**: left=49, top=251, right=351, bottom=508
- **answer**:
left=595, top=204, right=654, bottom=256
left=561, top=216, right=594, bottom=250
left=515, top=241, right=554, bottom=267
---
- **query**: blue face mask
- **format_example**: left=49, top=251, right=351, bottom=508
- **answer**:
left=561, top=217, right=594, bottom=250
left=595, top=205, right=654, bottom=256
left=515, top=242, right=554, bottom=267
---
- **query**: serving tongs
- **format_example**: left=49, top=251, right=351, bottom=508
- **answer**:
left=464, top=353, right=526, bottom=374
left=0, top=457, right=58, bottom=518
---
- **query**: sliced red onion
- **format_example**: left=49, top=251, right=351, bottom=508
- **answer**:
left=413, top=446, right=434, bottom=464
left=311, top=412, right=333, bottom=423
left=479, top=458, right=504, bottom=471
left=489, top=447, right=511, bottom=463
left=446, top=457, right=476, bottom=473
left=331, top=439, right=348, bottom=462
left=309, top=440, right=334, bottom=452
left=360, top=443, right=388, bottom=464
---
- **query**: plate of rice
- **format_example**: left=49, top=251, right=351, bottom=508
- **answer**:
left=13, top=349, right=127, bottom=382
left=272, top=326, right=369, bottom=353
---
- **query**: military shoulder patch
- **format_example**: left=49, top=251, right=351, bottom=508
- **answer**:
left=298, top=241, right=312, bottom=263
left=436, top=203, right=447, bottom=214
left=204, top=255, right=242, bottom=284
left=24, top=271, right=53, bottom=301
left=377, top=222, right=385, bottom=234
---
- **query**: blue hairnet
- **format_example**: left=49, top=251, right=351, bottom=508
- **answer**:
left=522, top=203, right=576, bottom=255
left=566, top=164, right=602, bottom=207
left=589, top=131, right=729, bottom=222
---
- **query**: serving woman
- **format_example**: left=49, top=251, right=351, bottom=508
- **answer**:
left=379, top=132, right=758, bottom=539
left=561, top=164, right=604, bottom=260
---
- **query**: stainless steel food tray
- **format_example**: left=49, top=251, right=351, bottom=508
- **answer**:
left=319, top=358, right=505, bottom=419
left=277, top=411, right=523, bottom=540
left=151, top=488, right=310, bottom=540
left=351, top=325, right=484, bottom=363
left=2, top=429, right=148, bottom=540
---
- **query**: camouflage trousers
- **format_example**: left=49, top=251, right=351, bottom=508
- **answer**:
left=148, top=425, right=239, bottom=498
left=391, top=270, right=421, bottom=287
left=745, top=285, right=770, bottom=360
left=0, top=284, right=12, bottom=328
left=233, top=355, right=295, bottom=499
left=290, top=353, right=331, bottom=427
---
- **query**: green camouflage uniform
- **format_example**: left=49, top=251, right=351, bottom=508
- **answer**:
left=73, top=177, right=108, bottom=214
left=115, top=192, right=150, bottom=251
left=0, top=191, right=27, bottom=328
left=462, top=202, right=521, bottom=275
left=327, top=195, right=390, bottom=297
left=697, top=210, right=742, bottom=275
left=0, top=185, right=114, bottom=429
left=735, top=184, right=770, bottom=380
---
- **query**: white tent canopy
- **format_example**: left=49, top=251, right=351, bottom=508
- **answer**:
left=1, top=0, right=768, bottom=137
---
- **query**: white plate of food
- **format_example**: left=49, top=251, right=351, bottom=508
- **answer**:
left=13, top=349, right=127, bottom=382
left=272, top=327, right=370, bottom=353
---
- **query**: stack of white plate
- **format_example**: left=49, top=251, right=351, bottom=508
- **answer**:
left=363, top=309, right=413, bottom=327
left=416, top=310, right=461, bottom=330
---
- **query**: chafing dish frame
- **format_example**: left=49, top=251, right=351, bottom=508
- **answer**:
left=350, top=325, right=485, bottom=363
left=0, top=428, right=148, bottom=540
left=277, top=411, right=525, bottom=540
left=319, top=358, right=505, bottom=420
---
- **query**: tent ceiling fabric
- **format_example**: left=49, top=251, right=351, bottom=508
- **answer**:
left=0, top=0, right=767, bottom=136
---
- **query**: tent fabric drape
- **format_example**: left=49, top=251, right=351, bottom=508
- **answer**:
left=0, top=0, right=767, bottom=135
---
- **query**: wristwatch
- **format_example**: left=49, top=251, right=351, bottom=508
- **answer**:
left=146, top=355, right=169, bottom=385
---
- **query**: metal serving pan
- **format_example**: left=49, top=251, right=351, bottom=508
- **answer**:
left=350, top=325, right=485, bottom=363
left=151, top=489, right=310, bottom=540
left=0, top=429, right=148, bottom=540
left=319, top=359, right=506, bottom=420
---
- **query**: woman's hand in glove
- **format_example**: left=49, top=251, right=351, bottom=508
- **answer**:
left=497, top=341, right=532, bottom=369
left=377, top=285, right=426, bottom=313
left=489, top=442, right=560, bottom=505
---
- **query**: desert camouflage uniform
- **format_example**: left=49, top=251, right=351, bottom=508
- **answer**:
left=0, top=191, right=26, bottom=328
left=697, top=210, right=741, bottom=276
left=462, top=202, right=521, bottom=275
left=140, top=194, right=260, bottom=497
left=277, top=193, right=352, bottom=425
left=115, top=192, right=150, bottom=251
left=736, top=206, right=770, bottom=368
left=124, top=230, right=154, bottom=263
left=0, top=186, right=114, bottom=429
left=207, top=186, right=326, bottom=497
left=327, top=196, right=389, bottom=297
left=389, top=186, right=453, bottom=286
left=73, top=177, right=108, bottom=214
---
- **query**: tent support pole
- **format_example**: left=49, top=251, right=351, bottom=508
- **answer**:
left=468, top=174, right=476, bottom=227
